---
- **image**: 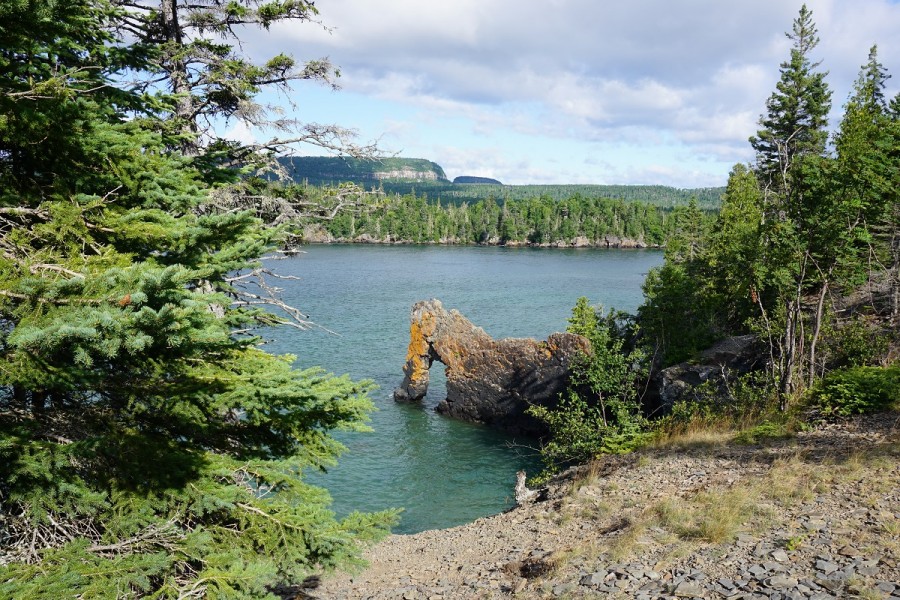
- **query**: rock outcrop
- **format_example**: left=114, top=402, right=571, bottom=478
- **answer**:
left=646, top=334, right=764, bottom=412
left=393, top=299, right=589, bottom=434
left=372, top=168, right=441, bottom=181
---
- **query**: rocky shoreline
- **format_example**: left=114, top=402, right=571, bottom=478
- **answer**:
left=315, top=413, right=900, bottom=599
left=300, top=227, right=660, bottom=249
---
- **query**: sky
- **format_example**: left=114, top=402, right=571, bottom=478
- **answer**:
left=226, top=0, right=900, bottom=188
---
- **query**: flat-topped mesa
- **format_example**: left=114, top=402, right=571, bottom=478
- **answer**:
left=393, top=299, right=589, bottom=434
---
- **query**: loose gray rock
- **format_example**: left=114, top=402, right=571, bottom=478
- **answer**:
left=580, top=571, right=607, bottom=586
left=767, top=574, right=799, bottom=588
left=815, top=560, right=839, bottom=574
left=672, top=581, right=706, bottom=597
left=771, top=549, right=789, bottom=562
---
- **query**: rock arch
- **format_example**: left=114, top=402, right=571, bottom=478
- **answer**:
left=393, top=299, right=589, bottom=434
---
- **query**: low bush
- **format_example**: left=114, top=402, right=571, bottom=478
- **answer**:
left=528, top=298, right=649, bottom=480
left=815, top=364, right=900, bottom=416
left=653, top=371, right=778, bottom=441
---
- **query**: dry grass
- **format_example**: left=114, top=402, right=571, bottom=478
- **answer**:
left=599, top=484, right=758, bottom=565
left=650, top=497, right=685, bottom=530
left=690, top=489, right=758, bottom=542
left=649, top=398, right=781, bottom=446
left=568, top=461, right=606, bottom=496
left=847, top=576, right=889, bottom=600
left=763, top=454, right=823, bottom=505
left=606, top=520, right=648, bottom=562
left=570, top=499, right=613, bottom=522
left=881, top=514, right=900, bottom=537
left=649, top=426, right=734, bottom=450
left=648, top=487, right=758, bottom=544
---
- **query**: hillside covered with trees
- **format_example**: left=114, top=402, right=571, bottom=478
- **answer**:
left=405, top=183, right=725, bottom=209
left=278, top=156, right=725, bottom=209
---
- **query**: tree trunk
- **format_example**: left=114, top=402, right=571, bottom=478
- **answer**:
left=808, top=281, right=829, bottom=388
left=13, top=384, right=27, bottom=407
left=778, top=297, right=798, bottom=410
left=891, top=222, right=899, bottom=323
left=31, top=390, right=47, bottom=413
left=160, top=0, right=199, bottom=156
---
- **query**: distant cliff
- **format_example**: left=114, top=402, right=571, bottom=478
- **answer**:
left=278, top=156, right=448, bottom=184
left=277, top=157, right=724, bottom=209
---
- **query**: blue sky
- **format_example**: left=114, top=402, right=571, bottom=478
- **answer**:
left=225, top=0, right=900, bottom=188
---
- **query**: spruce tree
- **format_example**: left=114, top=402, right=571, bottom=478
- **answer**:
left=105, top=0, right=381, bottom=229
left=112, top=0, right=357, bottom=156
left=748, top=4, right=832, bottom=402
left=887, top=94, right=900, bottom=322
left=750, top=4, right=831, bottom=191
left=835, top=49, right=899, bottom=324
left=0, top=1, right=396, bottom=597
left=706, top=163, right=765, bottom=333
left=832, top=46, right=893, bottom=307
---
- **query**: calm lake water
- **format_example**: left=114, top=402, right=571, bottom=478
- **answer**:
left=262, top=245, right=663, bottom=533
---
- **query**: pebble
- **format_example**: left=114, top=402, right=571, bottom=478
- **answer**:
left=718, top=577, right=736, bottom=590
left=878, top=582, right=897, bottom=594
left=672, top=581, right=706, bottom=597
left=580, top=571, right=607, bottom=586
left=815, top=559, right=839, bottom=574
left=552, top=582, right=575, bottom=596
left=767, top=574, right=799, bottom=588
left=748, top=565, right=767, bottom=578
left=771, top=549, right=789, bottom=562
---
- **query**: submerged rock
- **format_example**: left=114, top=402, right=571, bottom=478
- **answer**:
left=393, top=299, right=589, bottom=434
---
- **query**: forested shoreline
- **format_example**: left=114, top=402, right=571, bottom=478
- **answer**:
left=274, top=184, right=716, bottom=247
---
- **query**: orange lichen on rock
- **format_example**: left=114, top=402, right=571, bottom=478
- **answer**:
left=405, top=319, right=432, bottom=384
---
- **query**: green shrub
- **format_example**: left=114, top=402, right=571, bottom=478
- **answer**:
left=528, top=298, right=649, bottom=480
left=815, top=364, right=900, bottom=416
left=824, top=318, right=891, bottom=368
left=529, top=391, right=649, bottom=472
left=653, top=371, right=777, bottom=436
left=733, top=420, right=794, bottom=444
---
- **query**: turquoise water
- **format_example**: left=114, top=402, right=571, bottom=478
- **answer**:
left=262, top=245, right=663, bottom=533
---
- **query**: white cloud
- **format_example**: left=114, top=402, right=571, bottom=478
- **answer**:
left=240, top=0, right=900, bottom=185
left=222, top=120, right=258, bottom=146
